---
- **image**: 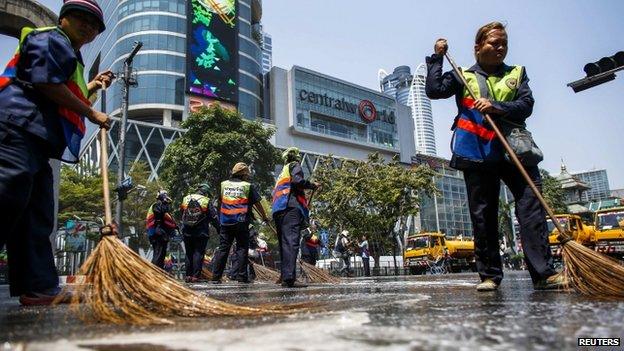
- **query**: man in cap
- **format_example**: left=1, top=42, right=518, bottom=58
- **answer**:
left=146, top=190, right=178, bottom=269
left=180, top=184, right=219, bottom=282
left=272, top=147, right=320, bottom=287
left=0, top=0, right=113, bottom=305
left=212, top=163, right=269, bottom=283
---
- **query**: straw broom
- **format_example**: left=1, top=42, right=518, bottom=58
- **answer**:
left=250, top=261, right=281, bottom=282
left=60, top=129, right=296, bottom=325
left=444, top=52, right=624, bottom=298
left=299, top=259, right=340, bottom=284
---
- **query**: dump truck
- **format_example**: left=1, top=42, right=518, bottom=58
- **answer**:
left=403, top=233, right=475, bottom=275
left=547, top=214, right=596, bottom=258
left=594, top=206, right=624, bottom=260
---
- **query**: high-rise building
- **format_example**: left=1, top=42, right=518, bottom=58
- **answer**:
left=261, top=32, right=272, bottom=74
left=78, top=0, right=265, bottom=179
left=572, top=169, right=611, bottom=201
left=379, top=65, right=437, bottom=156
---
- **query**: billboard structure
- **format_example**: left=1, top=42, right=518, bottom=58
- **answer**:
left=187, top=0, right=238, bottom=103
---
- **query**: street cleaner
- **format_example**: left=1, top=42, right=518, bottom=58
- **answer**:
left=0, top=0, right=112, bottom=305
left=272, top=147, right=319, bottom=288
left=425, top=21, right=564, bottom=291
left=211, top=163, right=270, bottom=283
left=146, top=190, right=178, bottom=270
left=180, top=183, right=219, bottom=282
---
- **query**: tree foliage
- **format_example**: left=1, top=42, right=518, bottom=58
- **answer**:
left=540, top=169, right=568, bottom=214
left=313, top=153, right=437, bottom=265
left=58, top=165, right=109, bottom=224
left=159, top=105, right=280, bottom=203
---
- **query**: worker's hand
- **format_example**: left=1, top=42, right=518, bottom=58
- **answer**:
left=473, top=98, right=505, bottom=115
left=434, top=38, right=448, bottom=56
left=313, top=181, right=322, bottom=190
left=88, top=109, right=111, bottom=130
left=91, top=70, right=115, bottom=90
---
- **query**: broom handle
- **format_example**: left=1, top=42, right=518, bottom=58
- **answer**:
left=99, top=128, right=112, bottom=225
left=443, top=52, right=569, bottom=239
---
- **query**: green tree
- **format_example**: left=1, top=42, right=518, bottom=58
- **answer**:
left=540, top=169, right=568, bottom=214
left=58, top=165, right=110, bottom=225
left=314, top=153, right=437, bottom=268
left=160, top=105, right=280, bottom=203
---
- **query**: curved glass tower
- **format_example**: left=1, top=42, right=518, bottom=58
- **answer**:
left=380, top=64, right=437, bottom=156
left=237, top=0, right=264, bottom=120
left=83, top=0, right=187, bottom=125
left=82, top=0, right=265, bottom=124
left=79, top=0, right=266, bottom=179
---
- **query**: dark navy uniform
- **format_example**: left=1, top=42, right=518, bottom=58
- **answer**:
left=272, top=162, right=317, bottom=284
left=0, top=29, right=84, bottom=297
left=426, top=53, right=555, bottom=285
left=212, top=177, right=261, bottom=282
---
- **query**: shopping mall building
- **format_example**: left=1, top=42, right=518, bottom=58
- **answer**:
left=266, top=66, right=415, bottom=168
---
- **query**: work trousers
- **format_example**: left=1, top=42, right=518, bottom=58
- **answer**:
left=362, top=257, right=371, bottom=277
left=229, top=250, right=257, bottom=281
left=274, top=207, right=303, bottom=282
left=0, top=124, right=59, bottom=296
left=212, top=223, right=249, bottom=281
left=463, top=163, right=555, bottom=285
left=182, top=227, right=209, bottom=278
left=150, top=235, right=168, bottom=270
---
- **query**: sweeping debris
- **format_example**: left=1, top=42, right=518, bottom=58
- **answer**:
left=60, top=129, right=302, bottom=325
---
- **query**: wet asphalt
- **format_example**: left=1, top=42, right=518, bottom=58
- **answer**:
left=1, top=271, right=623, bottom=351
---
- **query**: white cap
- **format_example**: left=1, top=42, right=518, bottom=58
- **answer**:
left=341, top=230, right=349, bottom=236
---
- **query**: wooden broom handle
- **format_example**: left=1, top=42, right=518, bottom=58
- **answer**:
left=444, top=53, right=569, bottom=239
left=99, top=128, right=112, bottom=225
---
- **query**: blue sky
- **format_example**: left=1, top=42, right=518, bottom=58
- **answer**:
left=2, top=0, right=623, bottom=188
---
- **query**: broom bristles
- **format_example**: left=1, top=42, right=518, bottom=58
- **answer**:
left=299, top=260, right=341, bottom=284
left=561, top=240, right=624, bottom=299
left=250, top=261, right=281, bottom=282
left=60, top=236, right=305, bottom=325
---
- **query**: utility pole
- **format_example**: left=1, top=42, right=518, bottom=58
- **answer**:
left=115, top=41, right=142, bottom=235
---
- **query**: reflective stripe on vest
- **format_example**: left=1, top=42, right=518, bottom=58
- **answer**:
left=145, top=203, right=177, bottom=237
left=451, top=65, right=523, bottom=162
left=271, top=162, right=309, bottom=218
left=220, top=180, right=251, bottom=225
left=0, top=26, right=89, bottom=163
left=181, top=194, right=210, bottom=212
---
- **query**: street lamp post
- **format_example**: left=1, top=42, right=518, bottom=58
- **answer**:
left=115, top=41, right=142, bottom=235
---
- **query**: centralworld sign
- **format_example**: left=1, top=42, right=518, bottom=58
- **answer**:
left=298, top=89, right=396, bottom=124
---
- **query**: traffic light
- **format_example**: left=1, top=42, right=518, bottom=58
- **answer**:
left=567, top=51, right=624, bottom=93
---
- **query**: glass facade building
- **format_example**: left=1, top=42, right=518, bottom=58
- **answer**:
left=380, top=65, right=437, bottom=156
left=412, top=154, right=472, bottom=236
left=82, top=0, right=265, bottom=124
left=237, top=0, right=265, bottom=120
left=78, top=0, right=266, bottom=176
left=294, top=68, right=399, bottom=150
left=573, top=169, right=611, bottom=201
left=83, top=0, right=187, bottom=125
left=261, top=32, right=272, bottom=74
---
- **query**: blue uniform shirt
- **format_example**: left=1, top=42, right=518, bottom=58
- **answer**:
left=425, top=53, right=535, bottom=170
left=0, top=28, right=83, bottom=159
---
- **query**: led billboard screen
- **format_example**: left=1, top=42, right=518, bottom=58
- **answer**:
left=186, top=0, right=238, bottom=103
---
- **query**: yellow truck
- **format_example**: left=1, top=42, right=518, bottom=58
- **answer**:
left=547, top=214, right=596, bottom=258
left=594, top=206, right=624, bottom=259
left=403, top=233, right=475, bottom=275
